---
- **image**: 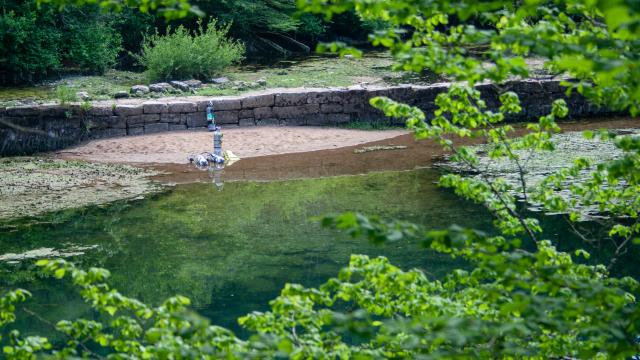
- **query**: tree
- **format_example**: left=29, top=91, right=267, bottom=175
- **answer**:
left=1, top=0, right=639, bottom=358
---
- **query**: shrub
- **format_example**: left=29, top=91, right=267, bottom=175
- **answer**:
left=54, top=85, right=77, bottom=105
left=0, top=5, right=61, bottom=83
left=63, top=17, right=122, bottom=74
left=138, top=19, right=245, bottom=81
left=0, top=2, right=123, bottom=83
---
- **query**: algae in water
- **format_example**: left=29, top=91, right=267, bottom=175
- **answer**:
left=0, top=158, right=162, bottom=220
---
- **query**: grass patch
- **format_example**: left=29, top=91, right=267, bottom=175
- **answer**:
left=0, top=52, right=441, bottom=106
left=0, top=70, right=146, bottom=106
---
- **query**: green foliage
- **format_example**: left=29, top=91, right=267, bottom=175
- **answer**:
left=137, top=20, right=245, bottom=81
left=36, top=0, right=202, bottom=20
left=0, top=4, right=61, bottom=83
left=63, top=15, right=123, bottom=74
left=0, top=2, right=125, bottom=83
left=110, top=8, right=156, bottom=68
left=195, top=0, right=325, bottom=39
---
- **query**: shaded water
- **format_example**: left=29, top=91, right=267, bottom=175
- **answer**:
left=0, top=167, right=635, bottom=340
left=0, top=169, right=486, bottom=336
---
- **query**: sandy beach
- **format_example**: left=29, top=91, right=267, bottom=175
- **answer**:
left=56, top=126, right=408, bottom=164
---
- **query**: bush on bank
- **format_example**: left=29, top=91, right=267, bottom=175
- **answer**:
left=137, top=20, right=245, bottom=81
left=0, top=2, right=122, bottom=84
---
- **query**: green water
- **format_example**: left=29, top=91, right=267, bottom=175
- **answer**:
left=0, top=168, right=635, bottom=339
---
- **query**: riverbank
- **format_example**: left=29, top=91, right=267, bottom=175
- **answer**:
left=0, top=53, right=429, bottom=107
left=0, top=117, right=636, bottom=221
left=0, top=78, right=613, bottom=156
left=55, top=127, right=408, bottom=164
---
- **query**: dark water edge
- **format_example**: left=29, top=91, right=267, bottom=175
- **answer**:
left=0, top=167, right=636, bottom=342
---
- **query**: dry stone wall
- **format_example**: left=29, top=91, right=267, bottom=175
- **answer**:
left=0, top=79, right=613, bottom=156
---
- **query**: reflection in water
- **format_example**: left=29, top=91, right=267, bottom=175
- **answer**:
left=1, top=169, right=484, bottom=337
left=0, top=168, right=636, bottom=340
left=208, top=163, right=225, bottom=191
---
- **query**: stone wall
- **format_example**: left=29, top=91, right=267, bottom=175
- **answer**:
left=0, top=79, right=612, bottom=156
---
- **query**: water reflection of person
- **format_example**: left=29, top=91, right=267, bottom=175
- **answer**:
left=208, top=163, right=225, bottom=191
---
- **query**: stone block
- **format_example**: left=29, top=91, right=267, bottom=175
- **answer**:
left=85, top=116, right=114, bottom=130
left=387, top=85, right=413, bottom=100
left=253, top=107, right=273, bottom=120
left=126, top=115, right=145, bottom=126
left=143, top=102, right=169, bottom=114
left=143, top=114, right=160, bottom=124
left=242, top=94, right=274, bottom=108
left=169, top=124, right=187, bottom=131
left=239, top=118, right=256, bottom=126
left=411, top=86, right=442, bottom=103
left=279, top=118, right=306, bottom=126
left=327, top=89, right=350, bottom=103
left=109, top=116, right=128, bottom=129
left=343, top=103, right=365, bottom=113
left=256, top=118, right=280, bottom=126
left=320, top=103, right=343, bottom=113
left=91, top=128, right=126, bottom=139
left=197, top=99, right=242, bottom=111
left=88, top=106, right=114, bottom=116
left=6, top=106, right=41, bottom=117
left=168, top=102, right=197, bottom=113
left=327, top=113, right=351, bottom=124
left=160, top=113, right=183, bottom=124
left=186, top=113, right=207, bottom=128
left=115, top=104, right=143, bottom=116
left=239, top=109, right=254, bottom=119
left=217, top=99, right=243, bottom=111
left=344, top=88, right=367, bottom=104
left=273, top=104, right=319, bottom=118
left=127, top=126, right=144, bottom=136
left=366, top=88, right=390, bottom=99
left=216, top=110, right=239, bottom=124
left=40, top=105, right=69, bottom=117
left=306, top=91, right=331, bottom=104
left=144, top=122, right=169, bottom=134
left=305, top=114, right=329, bottom=126
left=274, top=92, right=307, bottom=106
left=2, top=116, right=39, bottom=128
left=43, top=119, right=80, bottom=132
